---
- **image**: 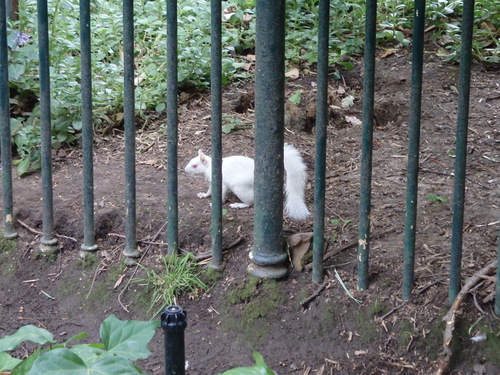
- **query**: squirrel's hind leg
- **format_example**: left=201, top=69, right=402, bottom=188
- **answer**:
left=229, top=202, right=252, bottom=209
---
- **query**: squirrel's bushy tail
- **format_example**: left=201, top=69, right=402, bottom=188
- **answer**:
left=283, top=144, right=310, bottom=220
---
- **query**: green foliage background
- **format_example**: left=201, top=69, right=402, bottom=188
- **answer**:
left=7, top=0, right=500, bottom=174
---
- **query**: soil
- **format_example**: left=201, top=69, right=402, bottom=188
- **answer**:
left=1, top=49, right=500, bottom=375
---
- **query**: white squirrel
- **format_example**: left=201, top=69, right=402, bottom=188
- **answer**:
left=184, top=144, right=310, bottom=220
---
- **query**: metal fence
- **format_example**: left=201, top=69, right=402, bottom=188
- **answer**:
left=0, top=0, right=498, bottom=313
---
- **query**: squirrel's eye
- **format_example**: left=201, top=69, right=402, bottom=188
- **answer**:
left=193, top=164, right=197, bottom=168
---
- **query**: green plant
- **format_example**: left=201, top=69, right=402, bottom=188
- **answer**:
left=133, top=253, right=208, bottom=317
left=0, top=314, right=159, bottom=374
left=219, top=351, right=276, bottom=375
left=8, top=0, right=500, bottom=175
left=427, top=193, right=448, bottom=203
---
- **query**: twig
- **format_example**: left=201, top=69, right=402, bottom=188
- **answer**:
left=378, top=302, right=406, bottom=322
left=86, top=259, right=105, bottom=300
left=17, top=219, right=78, bottom=242
left=419, top=168, right=487, bottom=188
left=378, top=277, right=446, bottom=322
left=195, top=236, right=244, bottom=261
left=434, top=260, right=497, bottom=375
left=108, top=232, right=167, bottom=246
left=300, top=281, right=327, bottom=307
left=304, top=227, right=397, bottom=271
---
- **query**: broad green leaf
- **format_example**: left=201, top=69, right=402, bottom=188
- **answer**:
left=11, top=348, right=42, bottom=375
left=0, top=325, right=55, bottom=352
left=100, top=315, right=160, bottom=361
left=16, top=157, right=30, bottom=176
left=155, top=102, right=166, bottom=112
left=0, top=351, right=22, bottom=371
left=219, top=351, right=275, bottom=375
left=27, top=348, right=88, bottom=375
left=222, top=123, right=236, bottom=134
left=69, top=344, right=106, bottom=366
left=8, top=64, right=25, bottom=81
left=88, top=355, right=143, bottom=375
left=288, top=90, right=302, bottom=105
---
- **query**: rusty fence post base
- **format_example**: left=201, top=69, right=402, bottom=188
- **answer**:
left=3, top=231, right=18, bottom=240
left=79, top=244, right=99, bottom=258
left=39, top=237, right=58, bottom=254
left=247, top=263, right=287, bottom=279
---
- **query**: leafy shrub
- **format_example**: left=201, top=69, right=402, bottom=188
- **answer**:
left=6, top=0, right=500, bottom=174
left=0, top=314, right=160, bottom=374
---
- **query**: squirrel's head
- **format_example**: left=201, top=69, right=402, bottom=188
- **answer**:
left=184, top=149, right=211, bottom=175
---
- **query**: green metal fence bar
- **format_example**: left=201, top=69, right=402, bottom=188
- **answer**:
left=496, top=221, right=500, bottom=315
left=37, top=0, right=57, bottom=253
left=166, top=0, right=179, bottom=255
left=0, top=0, right=17, bottom=240
left=122, top=0, right=139, bottom=261
left=402, top=0, right=426, bottom=301
left=357, top=0, right=377, bottom=291
left=79, top=0, right=98, bottom=256
left=449, top=0, right=475, bottom=303
left=210, top=0, right=223, bottom=268
left=312, top=0, right=330, bottom=284
left=249, top=0, right=287, bottom=279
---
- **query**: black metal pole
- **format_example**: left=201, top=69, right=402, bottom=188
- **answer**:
left=0, top=0, right=17, bottom=240
left=449, top=0, right=475, bottom=304
left=402, top=0, right=426, bottom=301
left=79, top=0, right=98, bottom=256
left=37, top=0, right=58, bottom=254
left=166, top=0, right=179, bottom=256
left=357, top=0, right=377, bottom=290
left=210, top=0, right=223, bottom=268
left=249, top=0, right=287, bottom=279
left=122, top=0, right=139, bottom=262
left=312, top=0, right=329, bottom=283
left=161, top=305, right=187, bottom=375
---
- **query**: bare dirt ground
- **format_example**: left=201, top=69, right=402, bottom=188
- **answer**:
left=1, top=50, right=499, bottom=375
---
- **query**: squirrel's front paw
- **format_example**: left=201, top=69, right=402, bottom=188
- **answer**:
left=198, top=192, right=210, bottom=199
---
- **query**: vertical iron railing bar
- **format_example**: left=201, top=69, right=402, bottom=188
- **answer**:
left=0, top=0, right=17, bottom=239
left=122, top=0, right=139, bottom=261
left=166, top=0, right=179, bottom=255
left=357, top=0, right=377, bottom=290
left=495, top=220, right=500, bottom=316
left=312, top=0, right=330, bottom=284
left=210, top=0, right=223, bottom=268
left=249, top=0, right=287, bottom=279
left=449, top=0, right=475, bottom=304
left=402, top=0, right=426, bottom=301
left=79, top=0, right=98, bottom=256
left=37, top=0, right=58, bottom=253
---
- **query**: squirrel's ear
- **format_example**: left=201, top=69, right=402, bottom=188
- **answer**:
left=198, top=149, right=205, bottom=161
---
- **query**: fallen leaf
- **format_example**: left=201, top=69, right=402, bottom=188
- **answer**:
left=113, top=274, right=126, bottom=290
left=285, top=67, right=300, bottom=80
left=341, top=95, right=355, bottom=109
left=345, top=115, right=362, bottom=126
left=287, top=232, right=313, bottom=271
left=380, top=48, right=396, bottom=58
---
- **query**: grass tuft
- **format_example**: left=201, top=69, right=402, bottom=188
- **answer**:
left=133, top=254, right=208, bottom=317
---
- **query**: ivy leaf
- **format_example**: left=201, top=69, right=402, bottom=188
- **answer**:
left=0, top=352, right=22, bottom=372
left=16, top=157, right=30, bottom=176
left=0, top=325, right=55, bottom=352
left=100, top=314, right=160, bottom=361
left=222, top=123, right=237, bottom=134
left=288, top=90, right=302, bottom=105
left=26, top=348, right=87, bottom=375
left=218, top=351, right=276, bottom=375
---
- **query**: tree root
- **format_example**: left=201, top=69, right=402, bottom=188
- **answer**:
left=434, top=260, right=497, bottom=375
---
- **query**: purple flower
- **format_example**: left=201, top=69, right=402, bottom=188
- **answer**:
left=14, top=32, right=30, bottom=47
